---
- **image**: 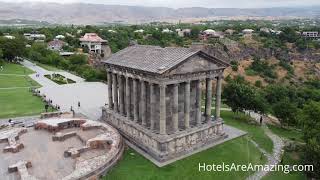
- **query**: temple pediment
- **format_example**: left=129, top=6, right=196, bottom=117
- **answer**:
left=166, top=53, right=223, bottom=75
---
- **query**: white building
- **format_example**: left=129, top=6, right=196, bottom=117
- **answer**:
left=134, top=29, right=144, bottom=33
left=162, top=28, right=173, bottom=33
left=24, top=33, right=46, bottom=41
left=108, top=30, right=117, bottom=33
left=176, top=29, right=191, bottom=37
left=302, top=31, right=319, bottom=38
left=3, top=35, right=15, bottom=39
left=203, top=29, right=216, bottom=35
left=242, top=29, right=255, bottom=34
left=55, top=35, right=65, bottom=39
left=79, top=33, right=108, bottom=54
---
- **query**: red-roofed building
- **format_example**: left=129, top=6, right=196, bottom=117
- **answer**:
left=79, top=33, right=108, bottom=55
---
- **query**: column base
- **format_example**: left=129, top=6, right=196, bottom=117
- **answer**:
left=102, top=108, right=229, bottom=167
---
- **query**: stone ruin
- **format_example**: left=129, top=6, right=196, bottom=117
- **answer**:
left=8, top=160, right=37, bottom=180
left=0, top=128, right=27, bottom=153
left=0, top=117, right=123, bottom=180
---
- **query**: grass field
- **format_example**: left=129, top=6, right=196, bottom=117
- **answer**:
left=0, top=62, right=34, bottom=75
left=0, top=63, right=45, bottom=118
left=104, top=111, right=270, bottom=180
left=0, top=89, right=46, bottom=118
left=267, top=125, right=304, bottom=142
left=222, top=111, right=274, bottom=153
left=0, top=75, right=40, bottom=88
left=30, top=61, right=62, bottom=71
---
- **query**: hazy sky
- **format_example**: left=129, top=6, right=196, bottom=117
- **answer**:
left=1, top=0, right=320, bottom=8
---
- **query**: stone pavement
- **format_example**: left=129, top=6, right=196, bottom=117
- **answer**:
left=38, top=82, right=108, bottom=120
left=21, top=60, right=108, bottom=120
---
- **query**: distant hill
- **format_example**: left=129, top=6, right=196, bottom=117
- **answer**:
left=0, top=2, right=319, bottom=24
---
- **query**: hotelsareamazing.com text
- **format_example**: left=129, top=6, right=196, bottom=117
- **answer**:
left=198, top=162, right=313, bottom=174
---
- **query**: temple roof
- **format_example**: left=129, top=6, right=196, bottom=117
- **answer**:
left=103, top=45, right=229, bottom=74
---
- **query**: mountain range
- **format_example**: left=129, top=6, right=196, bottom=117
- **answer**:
left=0, top=2, right=319, bottom=24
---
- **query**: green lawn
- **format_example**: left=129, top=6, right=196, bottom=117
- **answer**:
left=222, top=111, right=274, bottom=153
left=0, top=63, right=45, bottom=118
left=267, top=125, right=304, bottom=142
left=0, top=75, right=40, bottom=88
left=0, top=88, right=46, bottom=118
left=31, top=61, right=62, bottom=71
left=0, top=62, right=34, bottom=75
left=105, top=137, right=266, bottom=180
left=104, top=111, right=271, bottom=180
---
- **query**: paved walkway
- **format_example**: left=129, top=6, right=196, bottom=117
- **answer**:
left=21, top=60, right=108, bottom=120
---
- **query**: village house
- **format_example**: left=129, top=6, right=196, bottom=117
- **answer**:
left=176, top=29, right=191, bottom=37
left=199, top=29, right=224, bottom=41
left=24, top=33, right=46, bottom=41
left=301, top=31, right=319, bottom=39
left=79, top=33, right=109, bottom=56
left=224, top=29, right=235, bottom=35
left=108, top=30, right=117, bottom=33
left=3, top=34, right=15, bottom=39
left=47, top=39, right=65, bottom=51
left=55, top=35, right=65, bottom=39
left=162, top=28, right=173, bottom=33
left=242, top=29, right=255, bottom=35
left=134, top=29, right=144, bottom=33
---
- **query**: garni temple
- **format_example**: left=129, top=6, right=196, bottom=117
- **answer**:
left=102, top=45, right=230, bottom=166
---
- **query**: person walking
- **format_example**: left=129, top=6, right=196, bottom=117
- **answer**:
left=260, top=116, right=263, bottom=125
left=78, top=101, right=81, bottom=108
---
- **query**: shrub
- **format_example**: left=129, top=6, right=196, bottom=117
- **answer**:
left=255, top=80, right=262, bottom=87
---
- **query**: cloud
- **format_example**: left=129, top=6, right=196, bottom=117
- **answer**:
left=0, top=0, right=319, bottom=8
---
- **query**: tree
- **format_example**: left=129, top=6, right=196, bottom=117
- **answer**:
left=0, top=37, right=26, bottom=60
left=273, top=98, right=298, bottom=127
left=300, top=101, right=320, bottom=179
left=223, top=79, right=266, bottom=114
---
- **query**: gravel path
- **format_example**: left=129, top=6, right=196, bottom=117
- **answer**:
left=246, top=124, right=285, bottom=180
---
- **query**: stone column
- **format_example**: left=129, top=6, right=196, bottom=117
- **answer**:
left=196, top=80, right=202, bottom=125
left=125, top=76, right=130, bottom=119
left=205, top=78, right=212, bottom=123
left=215, top=76, right=222, bottom=120
left=173, top=84, right=179, bottom=132
left=133, top=79, right=138, bottom=122
left=119, top=74, right=124, bottom=115
left=140, top=80, right=146, bottom=126
left=113, top=73, right=118, bottom=112
left=107, top=72, right=113, bottom=110
left=159, top=84, right=166, bottom=135
left=149, top=83, right=155, bottom=130
left=184, top=81, right=190, bottom=129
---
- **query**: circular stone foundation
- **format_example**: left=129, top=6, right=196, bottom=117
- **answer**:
left=0, top=118, right=123, bottom=180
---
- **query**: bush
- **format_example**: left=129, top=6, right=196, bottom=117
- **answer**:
left=247, top=58, right=277, bottom=79
left=279, top=60, right=294, bottom=75
left=255, top=80, right=262, bottom=87
left=230, top=60, right=239, bottom=72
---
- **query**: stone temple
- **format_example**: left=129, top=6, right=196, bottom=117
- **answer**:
left=102, top=45, right=230, bottom=166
